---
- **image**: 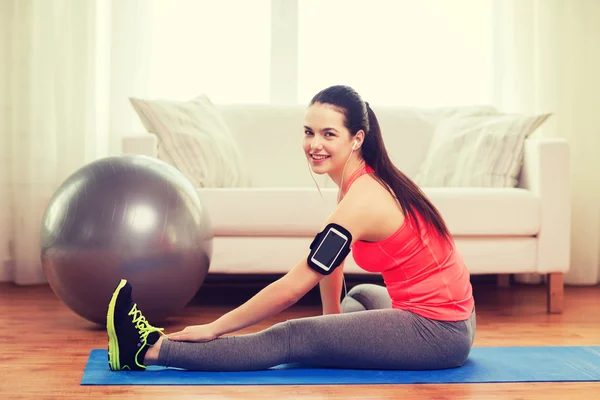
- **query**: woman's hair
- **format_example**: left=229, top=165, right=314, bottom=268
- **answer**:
left=309, top=85, right=451, bottom=243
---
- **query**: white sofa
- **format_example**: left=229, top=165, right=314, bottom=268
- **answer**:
left=122, top=104, right=571, bottom=313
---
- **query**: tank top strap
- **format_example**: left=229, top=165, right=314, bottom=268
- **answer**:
left=342, top=164, right=375, bottom=193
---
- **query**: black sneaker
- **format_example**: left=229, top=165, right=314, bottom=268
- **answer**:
left=106, top=279, right=165, bottom=371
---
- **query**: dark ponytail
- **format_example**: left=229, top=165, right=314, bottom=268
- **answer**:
left=310, top=85, right=451, bottom=244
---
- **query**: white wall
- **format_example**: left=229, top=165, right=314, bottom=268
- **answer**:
left=496, top=0, right=600, bottom=284
left=0, top=0, right=12, bottom=280
left=560, top=7, right=600, bottom=284
left=543, top=1, right=600, bottom=284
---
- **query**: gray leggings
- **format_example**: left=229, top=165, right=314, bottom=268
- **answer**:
left=157, top=284, right=476, bottom=371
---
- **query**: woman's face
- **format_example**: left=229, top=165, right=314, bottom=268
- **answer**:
left=303, top=103, right=355, bottom=176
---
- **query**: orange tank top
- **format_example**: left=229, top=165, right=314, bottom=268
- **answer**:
left=344, top=165, right=474, bottom=321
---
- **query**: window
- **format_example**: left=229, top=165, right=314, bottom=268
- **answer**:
left=297, top=0, right=494, bottom=107
left=145, top=0, right=271, bottom=103
left=144, top=0, right=494, bottom=106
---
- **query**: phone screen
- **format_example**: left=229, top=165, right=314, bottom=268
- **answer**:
left=313, top=230, right=347, bottom=268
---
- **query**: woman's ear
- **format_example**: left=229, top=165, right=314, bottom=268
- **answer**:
left=354, top=130, right=366, bottom=149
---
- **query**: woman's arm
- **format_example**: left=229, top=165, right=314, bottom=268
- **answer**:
left=209, top=260, right=324, bottom=337
left=319, top=260, right=345, bottom=315
left=173, top=181, right=372, bottom=341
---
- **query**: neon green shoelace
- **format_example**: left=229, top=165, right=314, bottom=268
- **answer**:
left=128, top=303, right=165, bottom=343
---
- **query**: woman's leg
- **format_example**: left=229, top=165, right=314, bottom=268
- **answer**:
left=340, top=283, right=392, bottom=312
left=155, top=307, right=475, bottom=371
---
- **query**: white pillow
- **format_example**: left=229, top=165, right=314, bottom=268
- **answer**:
left=129, top=95, right=250, bottom=188
left=415, top=112, right=552, bottom=187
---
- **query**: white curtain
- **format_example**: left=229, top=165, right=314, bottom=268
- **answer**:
left=495, top=0, right=600, bottom=285
left=0, top=0, right=151, bottom=284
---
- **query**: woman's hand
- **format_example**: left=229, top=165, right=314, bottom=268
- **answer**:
left=167, top=324, right=219, bottom=343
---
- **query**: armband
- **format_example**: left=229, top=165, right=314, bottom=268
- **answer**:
left=307, top=223, right=352, bottom=275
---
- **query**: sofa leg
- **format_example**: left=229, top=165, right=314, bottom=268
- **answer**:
left=547, top=273, right=564, bottom=314
left=497, top=274, right=511, bottom=287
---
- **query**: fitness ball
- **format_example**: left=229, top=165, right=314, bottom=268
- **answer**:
left=40, top=154, right=213, bottom=325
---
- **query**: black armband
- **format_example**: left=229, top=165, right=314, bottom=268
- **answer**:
left=307, top=223, right=352, bottom=275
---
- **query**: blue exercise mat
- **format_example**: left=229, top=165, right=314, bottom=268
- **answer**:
left=81, top=346, right=600, bottom=385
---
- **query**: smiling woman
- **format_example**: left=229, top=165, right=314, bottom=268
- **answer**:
left=303, top=106, right=352, bottom=184
left=304, top=85, right=453, bottom=242
left=104, top=84, right=476, bottom=374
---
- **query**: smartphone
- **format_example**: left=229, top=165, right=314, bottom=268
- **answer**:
left=310, top=227, right=349, bottom=272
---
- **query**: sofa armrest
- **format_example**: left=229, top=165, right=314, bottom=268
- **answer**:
left=122, top=134, right=158, bottom=158
left=518, top=137, right=571, bottom=273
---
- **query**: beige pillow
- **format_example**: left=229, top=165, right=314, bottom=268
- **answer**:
left=415, top=112, right=552, bottom=187
left=129, top=95, right=250, bottom=188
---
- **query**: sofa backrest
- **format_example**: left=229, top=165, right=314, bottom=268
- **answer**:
left=216, top=104, right=497, bottom=188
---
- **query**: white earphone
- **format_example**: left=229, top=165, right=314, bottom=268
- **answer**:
left=352, top=140, right=358, bottom=150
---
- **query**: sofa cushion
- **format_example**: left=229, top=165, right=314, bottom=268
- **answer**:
left=197, top=187, right=540, bottom=237
left=215, top=104, right=498, bottom=187
left=415, top=112, right=552, bottom=188
left=129, top=95, right=251, bottom=188
left=426, top=187, right=540, bottom=235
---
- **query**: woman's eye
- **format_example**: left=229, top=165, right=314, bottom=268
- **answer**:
left=304, top=130, right=334, bottom=137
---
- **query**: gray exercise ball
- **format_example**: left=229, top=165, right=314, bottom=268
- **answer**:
left=40, top=154, right=213, bottom=326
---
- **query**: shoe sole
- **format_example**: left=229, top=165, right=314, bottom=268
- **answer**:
left=107, top=279, right=127, bottom=371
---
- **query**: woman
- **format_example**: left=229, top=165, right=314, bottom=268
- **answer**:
left=106, top=85, right=476, bottom=372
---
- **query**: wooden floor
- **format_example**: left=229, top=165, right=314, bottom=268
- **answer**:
left=1, top=277, right=600, bottom=400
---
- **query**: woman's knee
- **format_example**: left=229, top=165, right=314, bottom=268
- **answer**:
left=341, top=293, right=365, bottom=313
left=342, top=283, right=391, bottom=311
left=341, top=284, right=370, bottom=313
